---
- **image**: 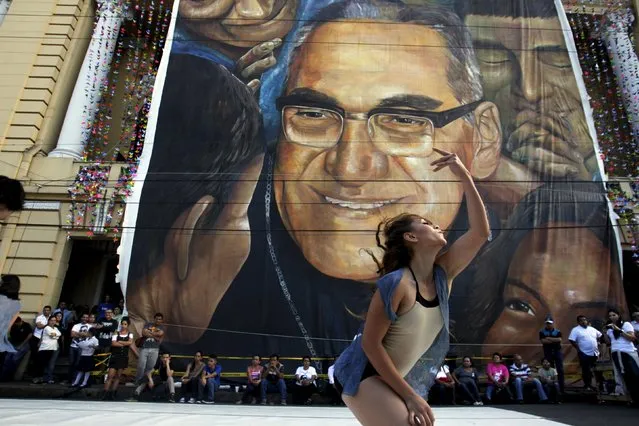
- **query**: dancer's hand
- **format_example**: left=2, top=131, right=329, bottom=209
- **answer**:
left=431, top=147, right=470, bottom=178
left=405, top=394, right=434, bottom=426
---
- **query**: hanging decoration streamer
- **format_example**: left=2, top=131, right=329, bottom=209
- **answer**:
left=68, top=0, right=172, bottom=239
left=567, top=0, right=639, bottom=263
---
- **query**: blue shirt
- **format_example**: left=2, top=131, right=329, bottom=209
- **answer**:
left=204, top=364, right=223, bottom=387
left=334, top=266, right=450, bottom=397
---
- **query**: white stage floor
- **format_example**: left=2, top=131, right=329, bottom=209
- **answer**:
left=0, top=399, right=568, bottom=425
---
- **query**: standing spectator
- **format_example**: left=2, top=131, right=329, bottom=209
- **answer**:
left=202, top=354, right=222, bottom=404
left=539, top=316, right=565, bottom=393
left=261, top=354, right=287, bottom=406
left=293, top=356, right=317, bottom=405
left=452, top=356, right=483, bottom=406
left=603, top=309, right=639, bottom=404
left=509, top=354, right=548, bottom=403
left=135, top=313, right=165, bottom=386
left=43, top=311, right=64, bottom=384
left=71, top=328, right=99, bottom=388
left=103, top=317, right=133, bottom=400
left=1, top=316, right=32, bottom=381
left=485, top=353, right=513, bottom=403
left=0, top=175, right=25, bottom=221
left=569, top=315, right=603, bottom=390
left=326, top=360, right=343, bottom=406
left=95, top=309, right=117, bottom=353
left=30, top=305, right=51, bottom=372
left=179, top=351, right=206, bottom=403
left=97, top=295, right=115, bottom=320
left=113, top=307, right=123, bottom=325
left=431, top=363, right=456, bottom=405
left=32, top=316, right=61, bottom=384
left=68, top=313, right=91, bottom=382
left=537, top=358, right=561, bottom=403
left=238, top=355, right=264, bottom=405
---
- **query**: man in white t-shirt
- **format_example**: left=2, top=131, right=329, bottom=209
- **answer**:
left=293, top=356, right=318, bottom=405
left=569, top=315, right=602, bottom=390
left=29, top=306, right=51, bottom=374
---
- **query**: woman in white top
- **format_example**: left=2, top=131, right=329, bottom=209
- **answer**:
left=32, top=316, right=61, bottom=384
left=293, top=356, right=318, bottom=405
left=603, top=309, right=639, bottom=404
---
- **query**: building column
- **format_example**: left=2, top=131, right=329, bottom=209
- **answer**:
left=0, top=1, right=11, bottom=27
left=49, top=0, right=126, bottom=159
left=603, top=10, right=639, bottom=140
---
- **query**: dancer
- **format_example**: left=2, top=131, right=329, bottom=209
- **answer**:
left=103, top=317, right=133, bottom=400
left=334, top=148, right=490, bottom=426
left=0, top=275, right=21, bottom=353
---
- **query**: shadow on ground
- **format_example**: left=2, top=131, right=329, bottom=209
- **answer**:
left=498, top=402, right=637, bottom=426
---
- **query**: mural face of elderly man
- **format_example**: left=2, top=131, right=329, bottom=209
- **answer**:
left=272, top=1, right=503, bottom=280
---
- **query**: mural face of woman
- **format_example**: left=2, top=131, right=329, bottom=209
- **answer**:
left=482, top=223, right=619, bottom=365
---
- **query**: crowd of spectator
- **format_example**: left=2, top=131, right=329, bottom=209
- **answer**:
left=1, top=303, right=638, bottom=408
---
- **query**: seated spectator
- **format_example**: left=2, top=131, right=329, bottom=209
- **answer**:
left=452, top=356, right=483, bottom=406
left=485, top=352, right=513, bottom=403
left=202, top=354, right=222, bottom=404
left=71, top=328, right=99, bottom=388
left=238, top=355, right=263, bottom=405
left=538, top=358, right=561, bottom=403
left=431, top=363, right=456, bottom=405
left=132, top=351, right=176, bottom=402
left=261, top=354, right=287, bottom=406
left=293, top=356, right=317, bottom=405
left=179, top=351, right=206, bottom=403
left=32, top=316, right=61, bottom=384
left=0, top=316, right=32, bottom=381
left=509, top=354, right=548, bottom=403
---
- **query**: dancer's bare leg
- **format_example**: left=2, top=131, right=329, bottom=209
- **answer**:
left=343, top=377, right=420, bottom=426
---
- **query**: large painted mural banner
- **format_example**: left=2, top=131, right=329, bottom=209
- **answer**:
left=119, top=0, right=625, bottom=372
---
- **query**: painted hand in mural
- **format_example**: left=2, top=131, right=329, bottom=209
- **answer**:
left=507, top=112, right=590, bottom=179
left=236, top=38, right=282, bottom=92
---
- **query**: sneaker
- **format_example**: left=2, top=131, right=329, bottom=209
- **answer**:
left=126, top=396, right=138, bottom=402
left=261, top=399, right=267, bottom=405
left=236, top=400, right=243, bottom=405
left=188, top=398, right=196, bottom=404
left=168, top=394, right=176, bottom=403
left=281, top=400, right=287, bottom=406
left=473, top=401, right=481, bottom=406
left=203, top=400, right=215, bottom=405
left=179, top=397, right=186, bottom=403
left=47, top=380, right=55, bottom=385
left=195, top=400, right=202, bottom=404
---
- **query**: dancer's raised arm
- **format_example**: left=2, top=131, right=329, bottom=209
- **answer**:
left=431, top=148, right=490, bottom=281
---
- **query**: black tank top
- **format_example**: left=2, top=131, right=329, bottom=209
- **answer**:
left=110, top=332, right=131, bottom=356
left=409, top=266, right=440, bottom=308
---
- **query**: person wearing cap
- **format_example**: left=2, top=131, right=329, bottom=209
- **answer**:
left=539, top=316, right=564, bottom=393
